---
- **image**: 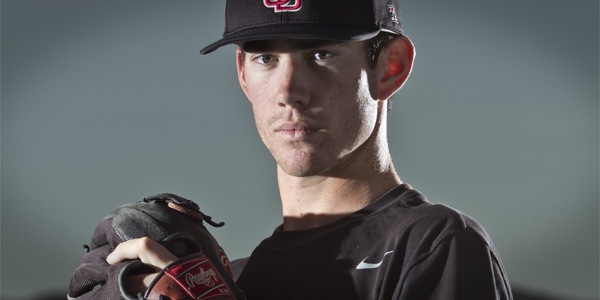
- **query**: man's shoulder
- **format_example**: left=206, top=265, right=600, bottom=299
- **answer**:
left=408, top=201, right=484, bottom=234
left=381, top=187, right=494, bottom=251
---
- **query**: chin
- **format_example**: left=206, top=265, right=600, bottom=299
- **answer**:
left=277, top=153, right=325, bottom=177
left=279, top=163, right=320, bottom=177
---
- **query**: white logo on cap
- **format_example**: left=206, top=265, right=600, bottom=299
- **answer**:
left=264, top=0, right=302, bottom=12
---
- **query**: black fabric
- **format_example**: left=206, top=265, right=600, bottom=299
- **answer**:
left=233, top=184, right=513, bottom=300
left=200, top=0, right=403, bottom=54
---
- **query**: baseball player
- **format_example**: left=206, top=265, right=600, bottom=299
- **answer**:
left=70, top=0, right=514, bottom=299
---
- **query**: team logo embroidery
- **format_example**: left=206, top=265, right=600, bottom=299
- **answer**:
left=264, top=0, right=302, bottom=12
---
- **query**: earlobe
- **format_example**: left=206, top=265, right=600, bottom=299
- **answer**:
left=378, top=36, right=415, bottom=100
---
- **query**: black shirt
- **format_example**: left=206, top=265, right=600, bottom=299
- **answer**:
left=232, top=184, right=513, bottom=299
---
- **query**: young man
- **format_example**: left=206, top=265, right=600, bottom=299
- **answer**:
left=107, top=0, right=513, bottom=299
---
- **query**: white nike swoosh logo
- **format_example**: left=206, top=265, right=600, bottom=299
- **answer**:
left=356, top=251, right=394, bottom=270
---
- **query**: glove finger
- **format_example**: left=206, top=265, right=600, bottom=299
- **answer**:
left=69, top=245, right=113, bottom=297
left=89, top=218, right=124, bottom=250
left=69, top=261, right=129, bottom=299
left=70, top=218, right=124, bottom=298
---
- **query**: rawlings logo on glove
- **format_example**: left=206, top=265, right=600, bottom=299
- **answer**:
left=68, top=193, right=245, bottom=300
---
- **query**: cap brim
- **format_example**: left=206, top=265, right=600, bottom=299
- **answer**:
left=200, top=24, right=390, bottom=54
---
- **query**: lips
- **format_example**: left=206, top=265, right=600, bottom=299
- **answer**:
left=275, top=123, right=319, bottom=142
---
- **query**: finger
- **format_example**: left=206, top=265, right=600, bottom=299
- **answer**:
left=106, top=237, right=177, bottom=270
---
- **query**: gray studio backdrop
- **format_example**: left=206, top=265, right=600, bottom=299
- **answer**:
left=1, top=0, right=598, bottom=299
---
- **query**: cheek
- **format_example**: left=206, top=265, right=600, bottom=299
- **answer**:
left=336, top=70, right=376, bottom=114
left=243, top=73, right=281, bottom=148
left=249, top=95, right=276, bottom=149
left=243, top=68, right=270, bottom=103
left=250, top=101, right=268, bottom=134
left=333, top=71, right=378, bottom=146
left=245, top=79, right=271, bottom=123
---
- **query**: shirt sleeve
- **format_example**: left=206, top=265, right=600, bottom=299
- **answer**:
left=397, top=225, right=513, bottom=300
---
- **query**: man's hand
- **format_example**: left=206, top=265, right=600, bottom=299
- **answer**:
left=106, top=237, right=178, bottom=294
left=69, top=193, right=244, bottom=299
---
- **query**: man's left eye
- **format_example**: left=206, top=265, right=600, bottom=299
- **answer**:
left=313, top=51, right=334, bottom=60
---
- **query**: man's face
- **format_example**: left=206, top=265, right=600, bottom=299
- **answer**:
left=237, top=39, right=383, bottom=177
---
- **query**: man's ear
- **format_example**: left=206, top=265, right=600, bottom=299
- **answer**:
left=377, top=35, right=415, bottom=100
left=236, top=47, right=250, bottom=98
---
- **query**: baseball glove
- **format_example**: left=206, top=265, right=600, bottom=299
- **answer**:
left=68, top=193, right=245, bottom=300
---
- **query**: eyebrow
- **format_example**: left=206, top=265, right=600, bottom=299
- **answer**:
left=242, top=39, right=345, bottom=53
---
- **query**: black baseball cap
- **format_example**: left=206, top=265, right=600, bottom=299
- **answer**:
left=200, top=0, right=403, bottom=54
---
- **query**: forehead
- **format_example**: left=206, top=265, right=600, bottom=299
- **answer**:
left=241, top=39, right=361, bottom=53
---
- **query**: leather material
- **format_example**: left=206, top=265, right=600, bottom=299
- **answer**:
left=68, top=193, right=245, bottom=300
left=145, top=254, right=238, bottom=300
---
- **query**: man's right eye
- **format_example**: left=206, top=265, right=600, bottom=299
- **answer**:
left=254, top=54, right=277, bottom=64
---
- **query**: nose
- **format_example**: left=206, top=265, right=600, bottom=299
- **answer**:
left=275, top=57, right=310, bottom=108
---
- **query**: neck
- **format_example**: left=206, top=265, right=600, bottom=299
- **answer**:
left=277, top=109, right=401, bottom=231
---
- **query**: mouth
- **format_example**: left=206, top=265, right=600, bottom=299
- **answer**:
left=275, top=123, right=320, bottom=142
